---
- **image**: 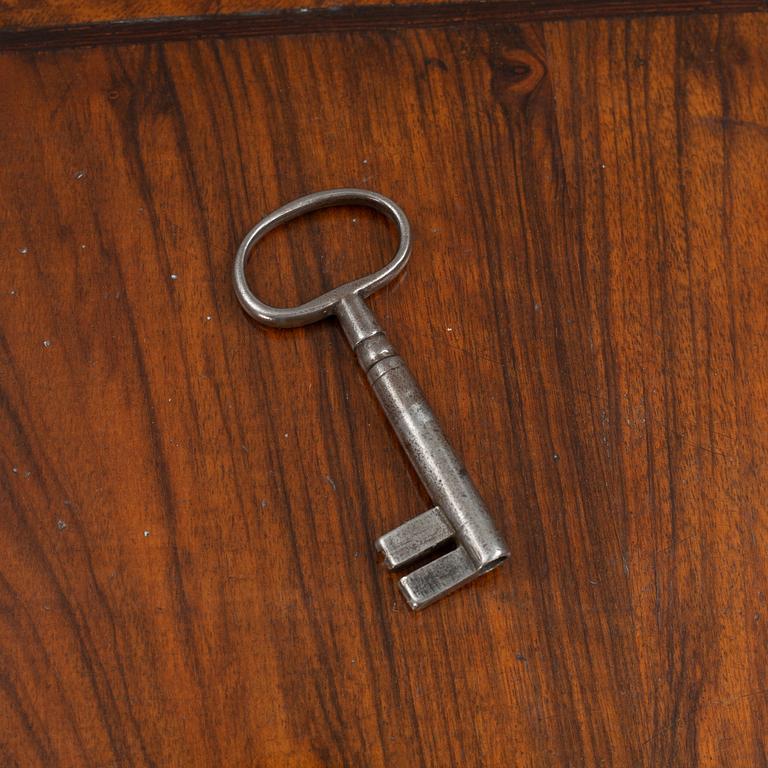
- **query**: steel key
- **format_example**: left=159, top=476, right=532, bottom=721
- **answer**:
left=233, top=188, right=509, bottom=610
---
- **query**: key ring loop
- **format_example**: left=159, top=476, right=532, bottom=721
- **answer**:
left=233, top=188, right=411, bottom=328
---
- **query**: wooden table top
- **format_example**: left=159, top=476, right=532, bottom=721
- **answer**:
left=1, top=3, right=766, bottom=766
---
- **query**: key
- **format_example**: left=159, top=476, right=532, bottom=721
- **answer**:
left=233, top=188, right=509, bottom=610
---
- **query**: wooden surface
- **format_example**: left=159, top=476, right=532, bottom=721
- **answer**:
left=0, top=0, right=477, bottom=30
left=3, top=2, right=766, bottom=53
left=0, top=0, right=763, bottom=32
left=1, top=9, right=767, bottom=768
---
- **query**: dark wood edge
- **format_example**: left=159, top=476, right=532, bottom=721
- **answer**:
left=0, top=0, right=765, bottom=51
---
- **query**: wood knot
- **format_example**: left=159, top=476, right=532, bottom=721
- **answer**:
left=492, top=48, right=546, bottom=102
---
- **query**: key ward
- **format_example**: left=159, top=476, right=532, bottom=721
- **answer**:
left=375, top=506, right=454, bottom=571
left=398, top=546, right=478, bottom=610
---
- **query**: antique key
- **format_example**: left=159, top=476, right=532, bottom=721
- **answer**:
left=233, top=188, right=509, bottom=609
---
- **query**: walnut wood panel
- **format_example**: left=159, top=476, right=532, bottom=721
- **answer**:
left=0, top=12, right=766, bottom=767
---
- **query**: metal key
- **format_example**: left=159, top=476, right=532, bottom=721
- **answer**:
left=233, top=188, right=509, bottom=609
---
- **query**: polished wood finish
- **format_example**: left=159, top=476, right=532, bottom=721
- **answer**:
left=1, top=0, right=764, bottom=32
left=1, top=10, right=766, bottom=767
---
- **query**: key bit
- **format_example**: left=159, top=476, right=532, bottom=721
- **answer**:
left=233, top=188, right=509, bottom=610
left=376, top=506, right=453, bottom=571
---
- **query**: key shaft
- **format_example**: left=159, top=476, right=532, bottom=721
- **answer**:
left=337, top=294, right=509, bottom=608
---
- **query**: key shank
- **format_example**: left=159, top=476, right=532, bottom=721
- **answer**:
left=336, top=295, right=509, bottom=608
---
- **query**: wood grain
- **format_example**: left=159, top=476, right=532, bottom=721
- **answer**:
left=0, top=11, right=766, bottom=767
